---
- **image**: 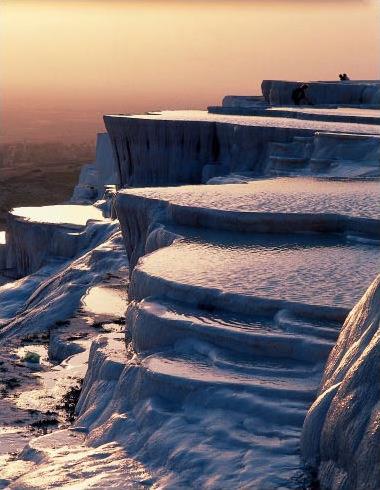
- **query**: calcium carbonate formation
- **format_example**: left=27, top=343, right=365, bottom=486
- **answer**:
left=0, top=80, right=379, bottom=489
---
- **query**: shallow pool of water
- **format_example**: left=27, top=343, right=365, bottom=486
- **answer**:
left=81, top=286, right=127, bottom=318
left=122, top=177, right=380, bottom=220
left=139, top=231, right=380, bottom=309
left=123, top=110, right=380, bottom=135
left=12, top=205, right=104, bottom=227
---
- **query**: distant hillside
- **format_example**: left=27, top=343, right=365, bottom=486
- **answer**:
left=0, top=141, right=95, bottom=228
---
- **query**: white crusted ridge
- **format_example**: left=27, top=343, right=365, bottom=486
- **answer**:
left=301, top=274, right=380, bottom=490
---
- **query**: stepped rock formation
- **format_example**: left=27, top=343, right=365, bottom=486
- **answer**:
left=5, top=205, right=104, bottom=278
left=105, top=108, right=380, bottom=187
left=0, top=83, right=379, bottom=488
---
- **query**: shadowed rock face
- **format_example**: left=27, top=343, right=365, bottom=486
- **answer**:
left=104, top=110, right=380, bottom=188
left=71, top=133, right=121, bottom=203
left=262, top=80, right=380, bottom=106
left=301, top=274, right=380, bottom=490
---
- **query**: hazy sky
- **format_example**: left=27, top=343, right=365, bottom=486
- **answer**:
left=1, top=0, right=379, bottom=143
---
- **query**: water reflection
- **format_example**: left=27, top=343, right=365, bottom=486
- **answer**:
left=124, top=177, right=380, bottom=219
left=140, top=230, right=380, bottom=309
left=12, top=205, right=104, bottom=226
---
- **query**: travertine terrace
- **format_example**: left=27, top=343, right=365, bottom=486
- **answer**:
left=1, top=81, right=379, bottom=489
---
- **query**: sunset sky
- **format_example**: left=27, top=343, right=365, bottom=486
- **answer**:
left=1, top=0, right=379, bottom=143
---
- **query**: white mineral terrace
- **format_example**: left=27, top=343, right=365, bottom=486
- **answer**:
left=11, top=204, right=104, bottom=227
left=108, top=110, right=380, bottom=135
left=1, top=93, right=380, bottom=489
left=272, top=107, right=380, bottom=118
left=132, top=229, right=380, bottom=310
left=211, top=104, right=380, bottom=124
left=119, top=177, right=380, bottom=219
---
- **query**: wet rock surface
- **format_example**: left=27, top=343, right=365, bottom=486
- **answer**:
left=301, top=275, right=380, bottom=490
left=1, top=100, right=379, bottom=488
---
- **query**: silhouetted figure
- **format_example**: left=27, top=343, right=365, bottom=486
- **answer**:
left=339, top=73, right=350, bottom=81
left=291, top=84, right=311, bottom=105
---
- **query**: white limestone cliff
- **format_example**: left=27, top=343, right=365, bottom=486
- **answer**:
left=71, top=132, right=120, bottom=203
left=301, top=274, right=380, bottom=490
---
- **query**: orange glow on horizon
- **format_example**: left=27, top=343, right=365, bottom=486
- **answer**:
left=1, top=0, right=379, bottom=142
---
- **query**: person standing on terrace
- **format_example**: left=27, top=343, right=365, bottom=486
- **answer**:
left=339, top=73, right=350, bottom=81
left=291, top=84, right=312, bottom=105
